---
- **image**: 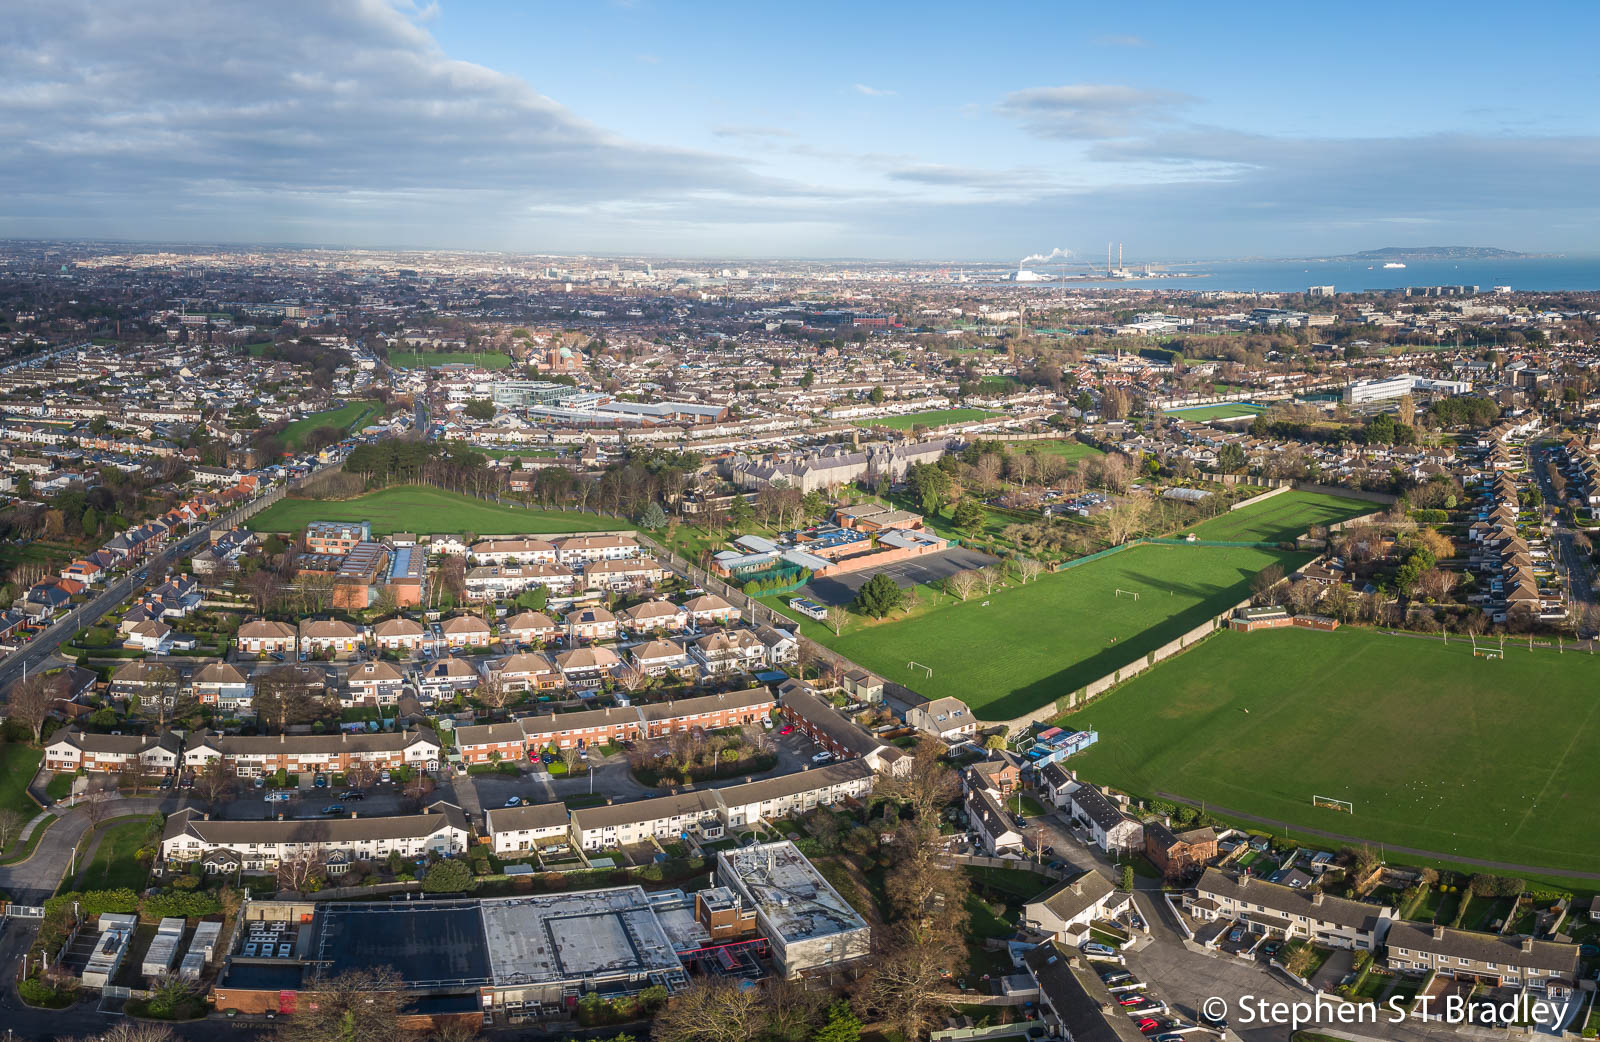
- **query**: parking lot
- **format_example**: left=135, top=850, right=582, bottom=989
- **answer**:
left=801, top=546, right=1001, bottom=606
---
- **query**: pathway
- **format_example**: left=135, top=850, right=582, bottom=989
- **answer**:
left=0, top=795, right=186, bottom=903
left=1156, top=791, right=1600, bottom=881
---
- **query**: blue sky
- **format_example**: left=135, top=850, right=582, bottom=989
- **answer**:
left=4, top=0, right=1599, bottom=259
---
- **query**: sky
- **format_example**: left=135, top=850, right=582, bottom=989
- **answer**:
left=4, top=0, right=1600, bottom=261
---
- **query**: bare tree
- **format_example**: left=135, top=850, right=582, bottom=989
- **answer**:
left=945, top=570, right=981, bottom=602
left=276, top=847, right=324, bottom=893
left=861, top=937, right=960, bottom=1042
left=0, top=807, right=25, bottom=850
left=275, top=968, right=402, bottom=1042
left=613, top=659, right=648, bottom=694
left=824, top=604, right=850, bottom=636
left=979, top=564, right=1006, bottom=594
left=1103, top=497, right=1149, bottom=546
left=651, top=977, right=768, bottom=1042
left=474, top=669, right=513, bottom=710
left=1251, top=563, right=1286, bottom=605
left=190, top=757, right=236, bottom=812
left=81, top=790, right=112, bottom=831
left=878, top=738, right=960, bottom=828
left=253, top=666, right=325, bottom=733
left=6, top=674, right=54, bottom=744
left=1012, top=557, right=1044, bottom=584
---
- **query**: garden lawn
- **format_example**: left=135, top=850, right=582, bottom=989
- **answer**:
left=1021, top=439, right=1104, bottom=463
left=248, top=486, right=624, bottom=535
left=857, top=408, right=1002, bottom=430
left=389, top=350, right=513, bottom=369
left=0, top=744, right=43, bottom=821
left=281, top=400, right=382, bottom=450
left=777, top=543, right=1302, bottom=720
left=1161, top=403, right=1266, bottom=422
left=72, top=817, right=155, bottom=892
left=1058, top=626, right=1600, bottom=874
left=1181, top=489, right=1377, bottom=544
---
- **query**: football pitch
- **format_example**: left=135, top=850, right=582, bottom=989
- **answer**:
left=787, top=543, right=1303, bottom=720
left=857, top=408, right=1002, bottom=430
left=1059, top=627, right=1600, bottom=874
left=1182, top=489, right=1378, bottom=544
left=248, top=486, right=624, bottom=535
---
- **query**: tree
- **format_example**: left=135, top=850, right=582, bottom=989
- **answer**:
left=810, top=1000, right=863, bottom=1042
left=0, top=807, right=24, bottom=851
left=879, top=738, right=959, bottom=828
left=275, top=968, right=403, bottom=1042
left=475, top=671, right=513, bottom=710
left=463, top=399, right=495, bottom=420
left=639, top=502, right=669, bottom=530
left=1103, top=497, right=1148, bottom=546
left=952, top=496, right=986, bottom=535
left=868, top=385, right=886, bottom=405
left=1011, top=557, right=1044, bottom=584
left=253, top=666, right=325, bottom=732
left=1120, top=864, right=1135, bottom=891
left=982, top=734, right=1007, bottom=751
left=6, top=674, right=54, bottom=744
left=190, top=757, right=236, bottom=812
left=946, top=569, right=981, bottom=602
left=420, top=857, right=475, bottom=893
left=1251, top=563, right=1285, bottom=605
left=860, top=939, right=958, bottom=1042
left=276, top=848, right=324, bottom=893
left=854, top=572, right=904, bottom=619
left=824, top=604, right=850, bottom=636
left=651, top=978, right=768, bottom=1042
left=978, top=564, right=1005, bottom=594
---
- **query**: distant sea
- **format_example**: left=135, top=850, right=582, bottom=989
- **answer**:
left=1002, top=256, right=1600, bottom=294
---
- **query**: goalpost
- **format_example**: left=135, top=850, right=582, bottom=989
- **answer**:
left=1312, top=795, right=1354, bottom=814
left=1114, top=588, right=1141, bottom=601
left=906, top=660, right=933, bottom=679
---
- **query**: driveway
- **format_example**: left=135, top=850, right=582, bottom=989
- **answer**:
left=0, top=795, right=186, bottom=904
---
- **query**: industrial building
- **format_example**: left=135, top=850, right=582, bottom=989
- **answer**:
left=716, top=841, right=871, bottom=976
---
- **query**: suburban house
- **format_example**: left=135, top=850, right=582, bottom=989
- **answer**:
left=298, top=619, right=363, bottom=656
left=681, top=594, right=739, bottom=626
left=191, top=661, right=253, bottom=712
left=371, top=617, right=427, bottom=652
left=966, top=783, right=1025, bottom=855
left=484, top=802, right=571, bottom=856
left=715, top=760, right=874, bottom=830
left=344, top=659, right=407, bottom=706
left=553, top=533, right=639, bottom=565
left=1384, top=922, right=1580, bottom=997
left=44, top=730, right=182, bottom=775
left=1186, top=867, right=1394, bottom=951
left=236, top=619, right=297, bottom=656
left=553, top=646, right=621, bottom=686
left=439, top=615, right=494, bottom=649
left=616, top=600, right=689, bottom=635
left=904, top=695, right=978, bottom=741
left=417, top=656, right=481, bottom=699
left=483, top=652, right=563, bottom=693
left=570, top=790, right=725, bottom=850
left=692, top=629, right=767, bottom=675
left=160, top=802, right=469, bottom=873
left=1023, top=869, right=1131, bottom=945
left=503, top=611, right=558, bottom=645
left=1023, top=942, right=1148, bottom=1042
left=469, top=537, right=557, bottom=565
left=1057, top=781, right=1143, bottom=854
left=629, top=639, right=695, bottom=678
left=564, top=606, right=618, bottom=643
left=1144, top=821, right=1218, bottom=881
left=583, top=556, right=666, bottom=592
left=840, top=668, right=884, bottom=704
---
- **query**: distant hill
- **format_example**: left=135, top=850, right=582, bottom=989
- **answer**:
left=1345, top=246, right=1526, bottom=261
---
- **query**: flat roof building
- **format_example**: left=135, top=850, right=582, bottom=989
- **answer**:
left=716, top=841, right=870, bottom=976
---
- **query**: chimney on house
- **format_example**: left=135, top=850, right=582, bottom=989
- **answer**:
left=1521, top=937, right=1533, bottom=952
left=1311, top=892, right=1324, bottom=906
left=1433, top=926, right=1445, bottom=940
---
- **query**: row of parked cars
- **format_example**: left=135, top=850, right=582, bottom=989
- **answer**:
left=1084, top=941, right=1224, bottom=1037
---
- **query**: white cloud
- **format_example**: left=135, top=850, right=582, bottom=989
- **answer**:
left=1096, top=34, right=1149, bottom=47
left=853, top=83, right=898, bottom=97
left=997, top=84, right=1193, bottom=140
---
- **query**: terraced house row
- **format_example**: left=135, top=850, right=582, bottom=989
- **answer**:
left=45, top=727, right=443, bottom=776
left=455, top=686, right=777, bottom=761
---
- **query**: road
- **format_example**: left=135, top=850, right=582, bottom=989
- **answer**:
left=0, top=796, right=188, bottom=904
left=1530, top=441, right=1595, bottom=626
left=0, top=468, right=321, bottom=693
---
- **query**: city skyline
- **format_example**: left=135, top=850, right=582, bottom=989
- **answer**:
left=5, top=0, right=1600, bottom=259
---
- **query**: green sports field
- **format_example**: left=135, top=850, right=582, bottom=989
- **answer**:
left=1163, top=403, right=1266, bottom=421
left=858, top=408, right=1002, bottom=430
left=389, top=350, right=513, bottom=370
left=1059, top=627, right=1600, bottom=873
left=282, top=400, right=382, bottom=450
left=784, top=542, right=1304, bottom=720
left=1182, top=489, right=1377, bottom=544
left=248, top=486, right=624, bottom=536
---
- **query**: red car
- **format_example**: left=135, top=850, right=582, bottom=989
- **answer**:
left=778, top=725, right=794, bottom=735
left=1119, top=997, right=1144, bottom=1007
left=1136, top=1020, right=1160, bottom=1034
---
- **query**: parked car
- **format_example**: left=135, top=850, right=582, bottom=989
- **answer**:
left=504, top=797, right=522, bottom=807
left=313, top=775, right=327, bottom=788
left=778, top=725, right=794, bottom=735
left=379, top=770, right=392, bottom=784
left=322, top=804, right=345, bottom=815
left=265, top=792, right=291, bottom=803
left=1135, top=1020, right=1160, bottom=1035
left=1081, top=942, right=1116, bottom=957
left=1227, top=927, right=1245, bottom=943
left=811, top=751, right=834, bottom=763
